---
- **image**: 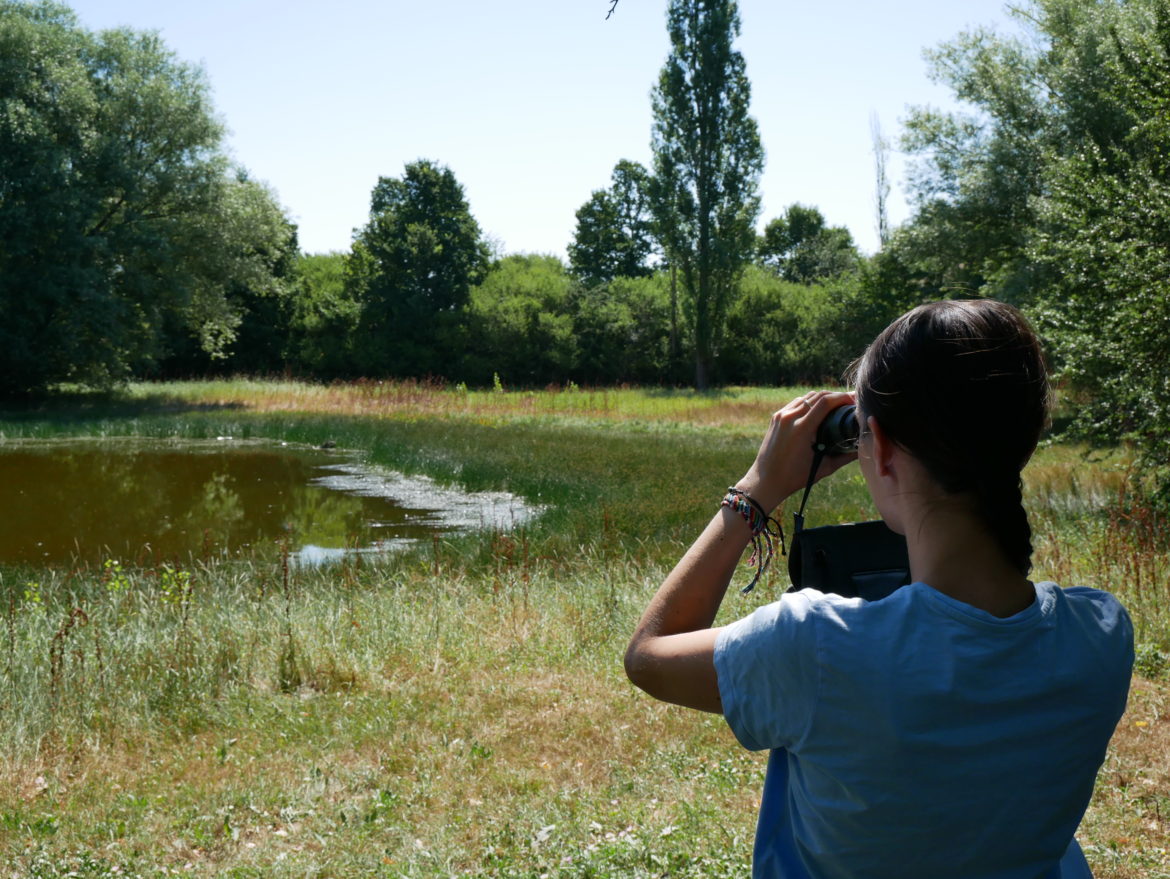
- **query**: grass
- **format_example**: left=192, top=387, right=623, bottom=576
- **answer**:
left=0, top=379, right=1166, bottom=877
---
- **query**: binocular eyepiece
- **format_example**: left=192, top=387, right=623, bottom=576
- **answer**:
left=816, top=404, right=860, bottom=456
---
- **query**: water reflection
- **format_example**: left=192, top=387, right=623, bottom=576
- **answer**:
left=0, top=439, right=536, bottom=566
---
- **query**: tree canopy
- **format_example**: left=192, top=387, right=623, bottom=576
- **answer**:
left=649, top=0, right=764, bottom=389
left=568, top=159, right=656, bottom=287
left=759, top=204, right=859, bottom=284
left=347, top=159, right=489, bottom=376
left=892, top=0, right=1170, bottom=492
left=0, top=0, right=294, bottom=394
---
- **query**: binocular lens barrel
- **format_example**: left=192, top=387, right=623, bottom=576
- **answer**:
left=816, top=405, right=859, bottom=455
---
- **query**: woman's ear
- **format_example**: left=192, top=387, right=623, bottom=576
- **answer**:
left=867, top=416, right=895, bottom=479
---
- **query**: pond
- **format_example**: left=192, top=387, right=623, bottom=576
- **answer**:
left=0, top=438, right=538, bottom=567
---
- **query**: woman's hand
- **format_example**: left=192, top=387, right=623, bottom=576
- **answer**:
left=734, top=390, right=858, bottom=513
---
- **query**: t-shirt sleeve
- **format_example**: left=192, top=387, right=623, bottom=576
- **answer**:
left=714, top=591, right=821, bottom=752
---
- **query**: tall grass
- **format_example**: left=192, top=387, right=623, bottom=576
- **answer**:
left=0, top=381, right=1166, bottom=877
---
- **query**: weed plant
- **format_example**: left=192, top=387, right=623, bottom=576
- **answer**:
left=0, top=381, right=1165, bottom=877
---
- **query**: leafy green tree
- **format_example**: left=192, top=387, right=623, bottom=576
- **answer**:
left=347, top=159, right=489, bottom=376
left=884, top=0, right=1170, bottom=489
left=894, top=0, right=1170, bottom=493
left=1028, top=0, right=1170, bottom=493
left=568, top=159, right=656, bottom=287
left=0, top=1, right=284, bottom=394
left=897, top=0, right=1140, bottom=305
left=759, top=204, right=860, bottom=283
left=215, top=178, right=301, bottom=375
left=460, top=255, right=577, bottom=386
left=721, top=266, right=863, bottom=385
left=570, top=273, right=673, bottom=384
left=290, top=252, right=360, bottom=377
left=649, top=0, right=764, bottom=389
left=154, top=173, right=301, bottom=376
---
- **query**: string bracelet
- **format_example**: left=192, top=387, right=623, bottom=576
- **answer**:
left=721, top=487, right=786, bottom=594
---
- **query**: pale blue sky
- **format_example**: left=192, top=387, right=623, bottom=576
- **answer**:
left=66, top=0, right=1020, bottom=257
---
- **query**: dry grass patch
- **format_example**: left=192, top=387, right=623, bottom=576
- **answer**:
left=1083, top=676, right=1170, bottom=878
left=133, top=378, right=803, bottom=432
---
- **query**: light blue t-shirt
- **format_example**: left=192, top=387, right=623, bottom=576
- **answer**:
left=713, top=581, right=1133, bottom=879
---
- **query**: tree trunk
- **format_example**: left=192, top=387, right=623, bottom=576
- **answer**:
left=669, top=263, right=679, bottom=362
left=694, top=351, right=710, bottom=391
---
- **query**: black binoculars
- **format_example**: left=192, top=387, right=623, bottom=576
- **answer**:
left=815, top=404, right=860, bottom=456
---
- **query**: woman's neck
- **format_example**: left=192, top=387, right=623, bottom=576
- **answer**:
left=902, top=499, right=1035, bottom=618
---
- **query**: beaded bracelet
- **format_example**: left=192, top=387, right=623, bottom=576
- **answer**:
left=721, top=487, right=785, bottom=594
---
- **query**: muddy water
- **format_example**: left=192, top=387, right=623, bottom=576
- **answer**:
left=0, top=439, right=535, bottom=566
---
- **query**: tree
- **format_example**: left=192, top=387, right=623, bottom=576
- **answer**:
left=871, top=113, right=891, bottom=248
left=570, top=273, right=673, bottom=384
left=1028, top=0, right=1170, bottom=494
left=649, top=0, right=764, bottom=389
left=721, top=266, right=861, bottom=384
left=0, top=1, right=287, bottom=394
left=460, top=254, right=577, bottom=386
left=568, top=159, right=656, bottom=287
left=897, top=1, right=1136, bottom=306
left=758, top=204, right=859, bottom=283
left=152, top=172, right=301, bottom=376
left=894, top=0, right=1170, bottom=494
left=290, top=252, right=360, bottom=377
left=347, top=159, right=489, bottom=376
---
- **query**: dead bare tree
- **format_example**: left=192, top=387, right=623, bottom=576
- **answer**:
left=870, top=112, right=891, bottom=248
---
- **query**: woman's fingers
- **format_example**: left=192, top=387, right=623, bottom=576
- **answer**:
left=744, top=391, right=856, bottom=509
left=777, top=390, right=824, bottom=418
left=804, top=391, right=853, bottom=427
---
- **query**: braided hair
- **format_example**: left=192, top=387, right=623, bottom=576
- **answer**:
left=850, top=300, right=1050, bottom=576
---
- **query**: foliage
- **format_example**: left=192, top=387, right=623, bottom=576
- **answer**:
left=895, top=0, right=1170, bottom=496
left=570, top=273, right=674, bottom=384
left=758, top=204, right=860, bottom=284
left=152, top=173, right=301, bottom=377
left=1028, top=0, right=1170, bottom=493
left=897, top=15, right=1050, bottom=305
left=461, top=254, right=578, bottom=386
left=289, top=252, right=360, bottom=378
left=721, top=267, right=866, bottom=384
left=649, top=0, right=764, bottom=389
left=347, top=159, right=489, bottom=376
left=0, top=1, right=293, bottom=395
left=569, top=159, right=656, bottom=287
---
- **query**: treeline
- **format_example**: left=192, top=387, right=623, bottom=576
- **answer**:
left=186, top=155, right=874, bottom=387
left=0, top=0, right=868, bottom=395
left=245, top=249, right=872, bottom=389
left=5, top=0, right=1170, bottom=491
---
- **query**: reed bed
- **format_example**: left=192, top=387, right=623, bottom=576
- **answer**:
left=0, top=381, right=1165, bottom=877
left=120, top=378, right=804, bottom=431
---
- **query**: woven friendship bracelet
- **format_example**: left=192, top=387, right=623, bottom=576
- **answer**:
left=721, top=487, right=786, bottom=594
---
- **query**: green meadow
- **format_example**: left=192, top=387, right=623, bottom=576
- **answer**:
left=0, top=381, right=1166, bottom=878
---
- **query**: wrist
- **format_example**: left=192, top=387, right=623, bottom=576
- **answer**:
left=733, top=477, right=782, bottom=514
left=720, top=486, right=786, bottom=595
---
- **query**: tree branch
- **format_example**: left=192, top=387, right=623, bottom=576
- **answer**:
left=606, top=0, right=619, bottom=20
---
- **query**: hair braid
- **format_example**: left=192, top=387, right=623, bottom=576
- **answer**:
left=973, top=473, right=1034, bottom=577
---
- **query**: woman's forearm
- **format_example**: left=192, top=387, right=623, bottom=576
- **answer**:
left=622, top=506, right=752, bottom=712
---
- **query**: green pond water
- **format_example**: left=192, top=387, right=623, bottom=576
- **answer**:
left=0, top=438, right=536, bottom=567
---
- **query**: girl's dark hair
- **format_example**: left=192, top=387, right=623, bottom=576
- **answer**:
left=849, top=299, right=1050, bottom=576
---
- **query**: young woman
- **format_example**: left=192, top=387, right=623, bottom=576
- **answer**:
left=625, top=299, right=1133, bottom=878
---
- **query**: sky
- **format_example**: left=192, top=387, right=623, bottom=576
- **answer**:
left=65, top=0, right=1022, bottom=258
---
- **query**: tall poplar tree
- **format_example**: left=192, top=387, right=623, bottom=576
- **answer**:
left=649, top=0, right=763, bottom=389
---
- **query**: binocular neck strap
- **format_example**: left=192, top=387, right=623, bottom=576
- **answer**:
left=793, top=443, right=829, bottom=536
